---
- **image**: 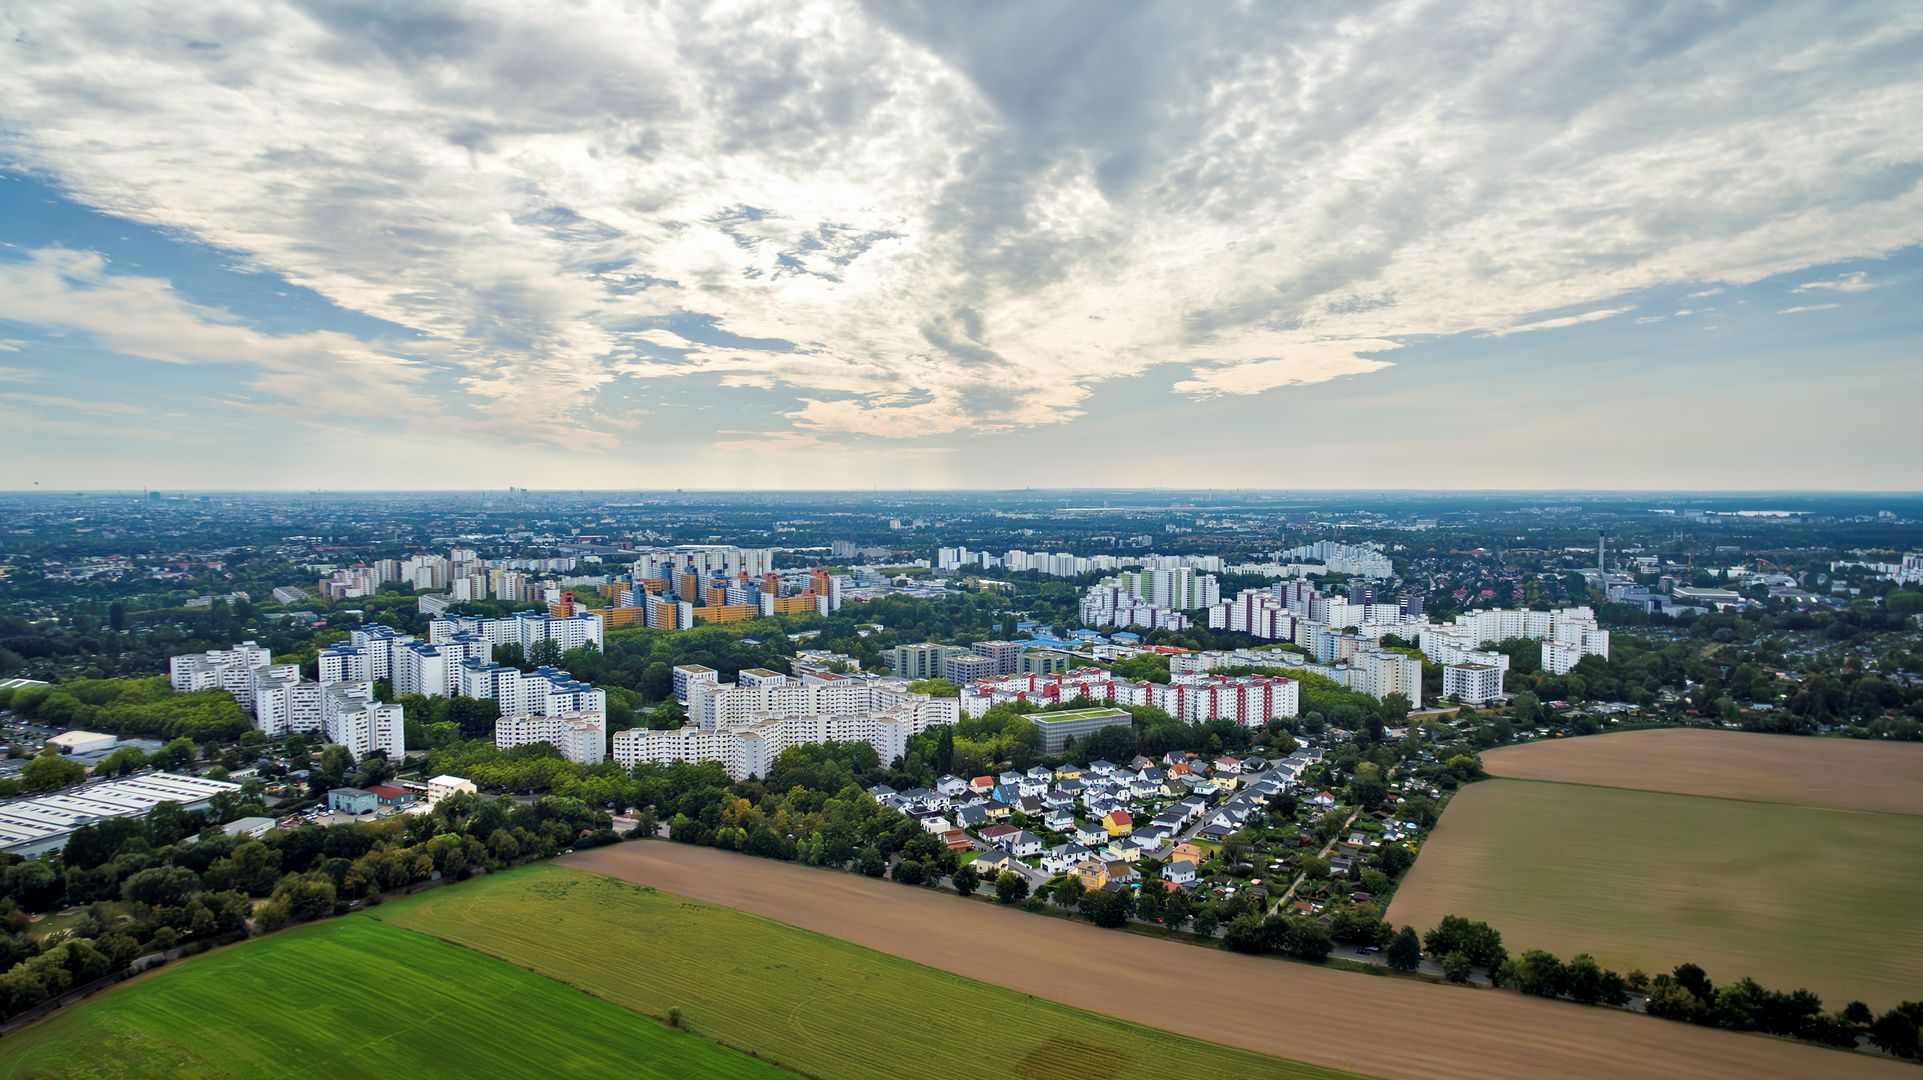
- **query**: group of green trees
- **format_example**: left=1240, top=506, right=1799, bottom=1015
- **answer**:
left=1641, top=961, right=1905, bottom=1051
left=0, top=679, right=251, bottom=744
left=0, top=789, right=626, bottom=1021
left=1402, top=914, right=1911, bottom=1052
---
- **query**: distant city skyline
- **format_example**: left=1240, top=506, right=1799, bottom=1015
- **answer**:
left=1, top=2, right=1919, bottom=490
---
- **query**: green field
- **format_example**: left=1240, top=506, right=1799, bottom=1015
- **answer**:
left=2, top=916, right=788, bottom=1080
left=1387, top=779, right=1923, bottom=1008
left=372, top=863, right=1366, bottom=1080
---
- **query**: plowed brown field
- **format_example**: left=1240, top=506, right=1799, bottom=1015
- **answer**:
left=1480, top=728, right=1923, bottom=814
left=561, top=843, right=1909, bottom=1080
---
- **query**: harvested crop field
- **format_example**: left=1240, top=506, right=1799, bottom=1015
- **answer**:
left=546, top=843, right=1908, bottom=1080
left=375, top=862, right=1364, bottom=1080
left=2, top=915, right=788, bottom=1080
left=1480, top=728, right=1923, bottom=815
left=1388, top=779, right=1923, bottom=1008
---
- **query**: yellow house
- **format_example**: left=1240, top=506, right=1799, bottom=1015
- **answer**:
left=1072, top=859, right=1109, bottom=891
left=1102, top=810, right=1133, bottom=837
left=1053, top=764, right=1086, bottom=781
left=976, top=849, right=1016, bottom=875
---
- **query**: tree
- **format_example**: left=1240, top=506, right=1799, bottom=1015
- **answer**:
left=1079, top=888, right=1129, bottom=928
left=1511, top=692, right=1541, bottom=725
left=319, top=744, right=354, bottom=781
left=994, top=870, right=1029, bottom=905
left=1442, top=952, right=1473, bottom=983
left=21, top=754, right=86, bottom=794
left=856, top=847, right=887, bottom=878
left=1134, top=882, right=1165, bottom=924
left=122, top=866, right=198, bottom=908
left=1503, top=949, right=1566, bottom=998
left=1386, top=925, right=1422, bottom=972
left=1868, top=1007, right=1920, bottom=1058
left=893, top=859, right=926, bottom=886
left=1055, top=874, right=1086, bottom=912
left=151, top=737, right=198, bottom=771
left=108, top=601, right=126, bottom=632
left=527, top=638, right=565, bottom=669
left=1221, top=913, right=1265, bottom=952
left=1348, top=774, right=1389, bottom=813
left=952, top=864, right=980, bottom=898
left=253, top=901, right=288, bottom=933
left=1565, top=953, right=1608, bottom=1004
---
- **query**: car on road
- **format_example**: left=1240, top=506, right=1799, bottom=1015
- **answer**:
left=1356, top=946, right=1381, bottom=955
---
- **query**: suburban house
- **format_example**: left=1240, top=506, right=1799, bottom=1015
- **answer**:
left=978, top=824, right=1020, bottom=847
left=1166, top=859, right=1198, bottom=885
left=1074, top=822, right=1109, bottom=846
left=1102, top=810, right=1134, bottom=837
left=1008, top=830, right=1044, bottom=858
left=1072, top=859, right=1110, bottom=890
left=975, top=848, right=1017, bottom=874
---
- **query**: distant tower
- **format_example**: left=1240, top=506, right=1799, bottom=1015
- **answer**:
left=1598, top=529, right=1607, bottom=587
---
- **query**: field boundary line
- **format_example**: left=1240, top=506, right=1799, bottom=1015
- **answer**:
left=1480, top=774, right=1923, bottom=817
left=361, top=907, right=831, bottom=1079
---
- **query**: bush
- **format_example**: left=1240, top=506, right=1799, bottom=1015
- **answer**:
left=253, top=902, right=288, bottom=934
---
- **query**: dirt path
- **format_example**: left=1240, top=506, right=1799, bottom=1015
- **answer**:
left=560, top=844, right=1910, bottom=1080
left=1271, top=806, right=1358, bottom=914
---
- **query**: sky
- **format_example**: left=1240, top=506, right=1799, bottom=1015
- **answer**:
left=0, top=0, right=1919, bottom=491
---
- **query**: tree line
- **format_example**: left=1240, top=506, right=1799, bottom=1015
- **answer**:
left=0, top=790, right=627, bottom=1022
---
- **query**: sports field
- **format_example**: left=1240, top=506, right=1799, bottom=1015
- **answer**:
left=1389, top=778, right=1923, bottom=1007
left=0, top=916, right=787, bottom=1080
left=372, top=863, right=1369, bottom=1080
left=544, top=845, right=1903, bottom=1080
left=1479, top=728, right=1923, bottom=815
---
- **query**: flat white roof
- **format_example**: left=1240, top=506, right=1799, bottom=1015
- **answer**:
left=0, top=772, right=242, bottom=854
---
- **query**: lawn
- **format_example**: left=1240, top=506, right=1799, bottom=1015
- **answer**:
left=2, top=915, right=790, bottom=1080
left=372, top=863, right=1370, bottom=1080
left=1387, top=779, right=1923, bottom=1008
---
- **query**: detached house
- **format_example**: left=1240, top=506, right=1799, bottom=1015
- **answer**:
left=1072, top=859, right=1110, bottom=890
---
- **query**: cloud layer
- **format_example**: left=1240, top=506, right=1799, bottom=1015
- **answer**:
left=2, top=0, right=1920, bottom=451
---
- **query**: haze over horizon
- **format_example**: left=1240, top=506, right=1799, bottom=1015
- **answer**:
left=2, top=1, right=1920, bottom=490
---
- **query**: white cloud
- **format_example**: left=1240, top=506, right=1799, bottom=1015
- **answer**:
left=1173, top=338, right=1400, bottom=397
left=1779, top=303, right=1842, bottom=313
left=1482, top=308, right=1634, bottom=338
left=0, top=393, right=144, bottom=416
left=0, top=0, right=1918, bottom=454
left=0, top=247, right=450, bottom=425
left=1795, top=271, right=1878, bottom=292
